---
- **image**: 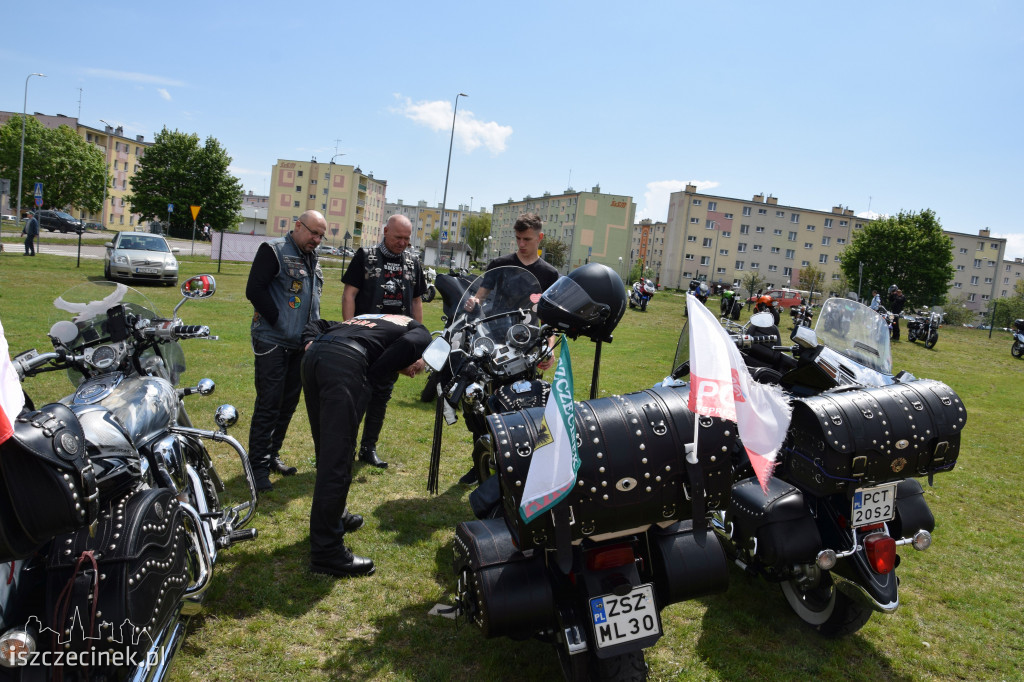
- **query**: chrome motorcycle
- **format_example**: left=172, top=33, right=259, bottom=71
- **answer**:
left=0, top=276, right=257, bottom=681
left=905, top=308, right=942, bottom=348
left=1012, top=318, right=1024, bottom=359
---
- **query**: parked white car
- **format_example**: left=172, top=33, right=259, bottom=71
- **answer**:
left=103, top=231, right=179, bottom=286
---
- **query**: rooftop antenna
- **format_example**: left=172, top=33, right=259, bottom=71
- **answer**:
left=77, top=88, right=83, bottom=119
left=334, top=138, right=343, bottom=156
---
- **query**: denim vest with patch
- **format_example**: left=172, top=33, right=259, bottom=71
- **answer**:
left=250, top=235, right=323, bottom=348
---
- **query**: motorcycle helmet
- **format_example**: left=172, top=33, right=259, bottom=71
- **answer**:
left=539, top=263, right=626, bottom=342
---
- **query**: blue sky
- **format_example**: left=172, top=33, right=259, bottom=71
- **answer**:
left=3, top=1, right=1022, bottom=258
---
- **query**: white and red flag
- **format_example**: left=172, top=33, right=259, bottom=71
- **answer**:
left=0, top=317, right=26, bottom=445
left=686, top=295, right=791, bottom=490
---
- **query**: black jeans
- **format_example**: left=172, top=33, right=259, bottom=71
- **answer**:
left=248, top=339, right=305, bottom=478
left=358, top=373, right=398, bottom=451
left=302, top=343, right=369, bottom=560
left=23, top=234, right=35, bottom=256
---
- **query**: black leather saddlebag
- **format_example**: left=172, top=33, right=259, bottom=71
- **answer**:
left=489, top=379, right=550, bottom=413
left=453, top=518, right=554, bottom=639
left=782, top=379, right=966, bottom=496
left=44, top=487, right=189, bottom=658
left=726, top=476, right=821, bottom=566
left=890, top=478, right=936, bottom=540
left=489, top=385, right=736, bottom=549
left=0, top=403, right=99, bottom=562
left=648, top=520, right=729, bottom=607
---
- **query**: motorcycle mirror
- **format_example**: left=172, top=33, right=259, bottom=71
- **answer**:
left=48, top=320, right=79, bottom=345
left=180, top=275, right=217, bottom=299
left=748, top=311, right=775, bottom=328
left=422, top=336, right=452, bottom=372
left=791, top=325, right=817, bottom=349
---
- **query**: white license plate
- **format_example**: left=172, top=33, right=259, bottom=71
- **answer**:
left=135, top=267, right=160, bottom=274
left=589, top=584, right=660, bottom=649
left=851, top=482, right=898, bottom=527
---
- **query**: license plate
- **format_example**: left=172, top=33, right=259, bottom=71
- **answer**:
left=135, top=267, right=160, bottom=274
left=851, top=482, right=898, bottom=527
left=589, top=584, right=660, bottom=649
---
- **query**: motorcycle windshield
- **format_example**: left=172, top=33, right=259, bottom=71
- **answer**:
left=813, top=298, right=892, bottom=375
left=448, top=266, right=543, bottom=372
left=50, top=281, right=187, bottom=386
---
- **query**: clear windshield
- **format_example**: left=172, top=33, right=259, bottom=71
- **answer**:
left=119, top=235, right=170, bottom=252
left=49, top=281, right=186, bottom=385
left=813, top=298, right=892, bottom=374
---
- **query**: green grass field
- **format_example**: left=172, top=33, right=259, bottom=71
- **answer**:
left=1, top=251, right=1021, bottom=681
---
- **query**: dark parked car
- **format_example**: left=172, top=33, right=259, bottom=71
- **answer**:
left=36, top=209, right=83, bottom=234
left=84, top=221, right=105, bottom=231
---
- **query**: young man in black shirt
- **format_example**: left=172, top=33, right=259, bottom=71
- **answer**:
left=301, top=314, right=429, bottom=576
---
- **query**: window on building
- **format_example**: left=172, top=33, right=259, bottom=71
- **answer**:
left=690, top=217, right=699, bottom=224
left=687, top=235, right=697, bottom=242
left=700, top=256, right=710, bottom=265
left=756, top=226, right=765, bottom=233
left=791, top=213, right=800, bottom=223
left=977, top=241, right=985, bottom=250
left=788, top=231, right=797, bottom=241
left=724, top=213, right=733, bottom=219
left=954, top=282, right=963, bottom=288
left=737, top=243, right=747, bottom=253
left=785, top=249, right=795, bottom=259
left=768, top=264, right=778, bottom=272
left=743, top=207, right=751, bottom=216
left=837, top=237, right=846, bottom=244
left=839, top=220, right=848, bottom=227
left=719, top=248, right=728, bottom=256
left=985, top=277, right=993, bottom=284
left=854, top=223, right=863, bottom=229
left=970, top=276, right=979, bottom=285
left=753, top=244, right=763, bottom=251
left=783, top=267, right=792, bottom=277
left=692, top=199, right=702, bottom=206
left=805, top=242, right=813, bottom=249
left=991, top=243, right=999, bottom=250
left=801, top=260, right=810, bottom=267
left=702, top=237, right=713, bottom=247
left=740, top=224, right=750, bottom=234
left=751, top=262, right=760, bottom=269
left=974, top=259, right=982, bottom=268
left=776, top=211, right=784, bottom=218
left=960, top=247, right=969, bottom=254
left=824, top=218, right=833, bottom=228
left=735, top=260, right=745, bottom=270
left=297, top=170, right=303, bottom=177
left=685, top=253, right=694, bottom=260
left=806, top=224, right=816, bottom=231
left=758, top=208, right=767, bottom=215
left=822, top=236, right=831, bottom=246
left=773, top=228, right=783, bottom=235
left=721, top=230, right=731, bottom=238
left=294, top=201, right=300, bottom=208
left=819, top=254, right=828, bottom=264
left=967, top=293, right=976, bottom=302
left=707, top=201, right=717, bottom=210
left=770, top=246, right=780, bottom=254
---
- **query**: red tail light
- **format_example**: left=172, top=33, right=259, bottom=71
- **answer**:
left=586, top=543, right=635, bottom=571
left=864, top=532, right=896, bottom=574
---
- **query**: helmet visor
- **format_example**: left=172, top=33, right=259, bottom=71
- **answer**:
left=541, top=276, right=609, bottom=325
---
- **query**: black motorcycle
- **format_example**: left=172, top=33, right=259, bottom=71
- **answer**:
left=905, top=308, right=941, bottom=348
left=790, top=303, right=814, bottom=328
left=1012, top=318, right=1024, bottom=359
left=720, top=289, right=743, bottom=321
left=0, top=277, right=257, bottom=681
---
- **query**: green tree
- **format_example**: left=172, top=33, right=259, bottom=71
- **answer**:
left=0, top=116, right=106, bottom=216
left=465, top=213, right=492, bottom=259
left=939, top=294, right=977, bottom=327
left=541, top=237, right=569, bottom=269
left=741, top=271, right=766, bottom=300
left=429, top=228, right=440, bottom=242
left=127, top=128, right=242, bottom=237
left=839, top=209, right=954, bottom=308
left=797, top=265, right=826, bottom=303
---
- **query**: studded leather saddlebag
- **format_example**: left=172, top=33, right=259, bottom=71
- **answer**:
left=44, top=486, right=189, bottom=659
left=782, top=379, right=966, bottom=496
left=489, top=385, right=736, bottom=550
left=0, top=403, right=99, bottom=562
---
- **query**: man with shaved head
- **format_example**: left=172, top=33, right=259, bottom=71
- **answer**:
left=246, top=210, right=327, bottom=492
left=341, top=214, right=426, bottom=468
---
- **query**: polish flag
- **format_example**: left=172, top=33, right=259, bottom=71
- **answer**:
left=686, top=295, right=791, bottom=490
left=0, top=317, right=26, bottom=445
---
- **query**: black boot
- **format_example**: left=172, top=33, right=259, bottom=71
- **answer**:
left=310, top=547, right=375, bottom=577
left=271, top=456, right=297, bottom=476
left=342, top=510, right=364, bottom=532
left=358, top=446, right=388, bottom=469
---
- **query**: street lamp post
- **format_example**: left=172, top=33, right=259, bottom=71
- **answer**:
left=709, top=221, right=722, bottom=285
left=618, top=256, right=624, bottom=280
left=438, top=92, right=467, bottom=268
left=16, top=72, right=46, bottom=229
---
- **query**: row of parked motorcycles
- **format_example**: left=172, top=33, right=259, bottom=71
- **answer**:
left=420, top=265, right=965, bottom=680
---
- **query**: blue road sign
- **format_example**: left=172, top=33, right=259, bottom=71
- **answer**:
left=34, top=182, right=43, bottom=198
left=35, top=197, right=42, bottom=208
left=168, top=203, right=174, bottom=213
left=441, top=230, right=448, bottom=240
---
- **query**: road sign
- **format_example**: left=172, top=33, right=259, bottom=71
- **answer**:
left=441, top=230, right=448, bottom=241
left=168, top=203, right=174, bottom=213
left=34, top=182, right=43, bottom=198
left=35, top=197, right=42, bottom=208
left=190, top=205, right=201, bottom=220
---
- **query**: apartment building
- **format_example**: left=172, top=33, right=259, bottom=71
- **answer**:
left=999, top=257, right=1024, bottom=299
left=491, top=186, right=635, bottom=273
left=267, top=160, right=386, bottom=248
left=383, top=199, right=480, bottom=249
left=946, top=229, right=1007, bottom=311
left=0, top=112, right=151, bottom=229
left=631, top=219, right=667, bottom=282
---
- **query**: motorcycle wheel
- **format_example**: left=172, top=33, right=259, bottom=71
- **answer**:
left=422, top=286, right=436, bottom=303
left=558, top=648, right=647, bottom=682
left=731, top=304, right=741, bottom=321
left=780, top=575, right=871, bottom=637
left=1012, top=341, right=1024, bottom=358
left=420, top=372, right=440, bottom=403
left=628, top=299, right=636, bottom=309
left=771, top=308, right=781, bottom=326
left=640, top=298, right=648, bottom=312
left=925, top=331, right=938, bottom=349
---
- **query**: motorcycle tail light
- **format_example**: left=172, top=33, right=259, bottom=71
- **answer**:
left=864, top=532, right=897, bottom=574
left=586, top=543, right=635, bottom=571
left=0, top=629, right=36, bottom=668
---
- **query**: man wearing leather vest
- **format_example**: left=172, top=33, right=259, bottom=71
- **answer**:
left=246, top=210, right=326, bottom=492
left=341, top=215, right=426, bottom=468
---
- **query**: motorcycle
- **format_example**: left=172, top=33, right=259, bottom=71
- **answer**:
left=424, top=266, right=553, bottom=492
left=720, top=289, right=742, bottom=321
left=751, top=291, right=781, bottom=326
left=428, top=264, right=731, bottom=681
left=1012, top=319, right=1024, bottom=358
left=790, top=303, right=814, bottom=328
left=905, top=308, right=941, bottom=349
left=419, top=268, right=476, bottom=403
left=628, top=278, right=656, bottom=312
left=0, top=276, right=258, bottom=681
left=875, top=305, right=896, bottom=339
left=668, top=297, right=964, bottom=637
left=421, top=267, right=437, bottom=303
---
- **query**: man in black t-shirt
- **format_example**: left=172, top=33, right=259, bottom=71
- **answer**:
left=301, top=314, right=429, bottom=577
left=341, top=215, right=426, bottom=468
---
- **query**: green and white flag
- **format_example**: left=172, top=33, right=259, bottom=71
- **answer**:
left=519, top=336, right=579, bottom=524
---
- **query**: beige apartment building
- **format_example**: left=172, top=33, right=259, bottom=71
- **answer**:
left=631, top=219, right=667, bottom=282
left=491, top=186, right=635, bottom=274
left=383, top=199, right=480, bottom=250
left=945, top=229, right=1007, bottom=311
left=267, top=160, right=386, bottom=248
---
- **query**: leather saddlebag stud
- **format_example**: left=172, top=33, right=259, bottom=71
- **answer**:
left=489, top=385, right=736, bottom=549
left=783, top=379, right=966, bottom=496
left=44, top=487, right=188, bottom=658
left=0, top=403, right=98, bottom=562
left=453, top=518, right=554, bottom=639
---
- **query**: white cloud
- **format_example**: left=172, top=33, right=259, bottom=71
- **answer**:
left=157, top=88, right=171, bottom=101
left=993, top=231, right=1024, bottom=261
left=82, top=68, right=186, bottom=88
left=856, top=210, right=888, bottom=220
left=637, top=179, right=719, bottom=222
left=391, top=95, right=512, bottom=154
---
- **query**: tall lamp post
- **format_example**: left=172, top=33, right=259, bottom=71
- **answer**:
left=438, top=92, right=467, bottom=267
left=16, top=72, right=46, bottom=229
left=709, top=220, right=721, bottom=284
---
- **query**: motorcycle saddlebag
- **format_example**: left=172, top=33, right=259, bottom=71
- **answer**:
left=782, top=379, right=966, bottom=496
left=725, top=476, right=821, bottom=567
left=489, top=379, right=550, bottom=413
left=453, top=518, right=554, bottom=639
left=490, top=385, right=736, bottom=550
left=0, top=404, right=99, bottom=562
left=648, top=520, right=729, bottom=607
left=889, top=477, right=936, bottom=540
left=44, top=486, right=189, bottom=659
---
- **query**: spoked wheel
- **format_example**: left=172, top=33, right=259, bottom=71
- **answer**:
left=780, top=575, right=871, bottom=637
left=924, top=331, right=939, bottom=349
left=1012, top=341, right=1024, bottom=358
